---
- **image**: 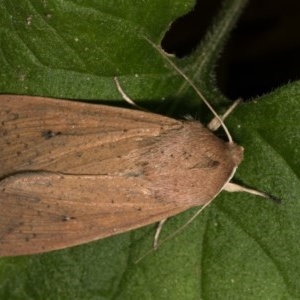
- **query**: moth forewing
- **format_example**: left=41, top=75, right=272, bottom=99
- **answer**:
left=0, top=95, right=244, bottom=256
left=0, top=37, right=272, bottom=257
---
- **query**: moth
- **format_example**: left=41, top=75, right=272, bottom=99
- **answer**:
left=0, top=41, right=272, bottom=257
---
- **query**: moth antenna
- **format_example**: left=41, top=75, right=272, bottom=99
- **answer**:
left=143, top=35, right=233, bottom=143
left=135, top=199, right=214, bottom=264
left=208, top=99, right=242, bottom=132
left=155, top=199, right=214, bottom=248
left=146, top=179, right=281, bottom=260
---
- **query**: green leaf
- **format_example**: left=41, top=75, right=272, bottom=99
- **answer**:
left=1, top=0, right=300, bottom=299
left=0, top=0, right=195, bottom=103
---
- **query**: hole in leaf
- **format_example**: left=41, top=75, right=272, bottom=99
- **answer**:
left=161, top=0, right=300, bottom=100
left=216, top=0, right=300, bottom=99
left=161, top=0, right=222, bottom=58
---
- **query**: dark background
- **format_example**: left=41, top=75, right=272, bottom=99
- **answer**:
left=161, top=0, right=300, bottom=100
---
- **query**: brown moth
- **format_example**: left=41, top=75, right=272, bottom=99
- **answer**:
left=0, top=92, right=268, bottom=257
left=0, top=38, right=271, bottom=256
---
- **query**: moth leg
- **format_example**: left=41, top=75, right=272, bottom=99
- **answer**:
left=153, top=219, right=167, bottom=250
left=114, top=77, right=147, bottom=111
left=208, top=98, right=242, bottom=132
left=224, top=182, right=280, bottom=202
